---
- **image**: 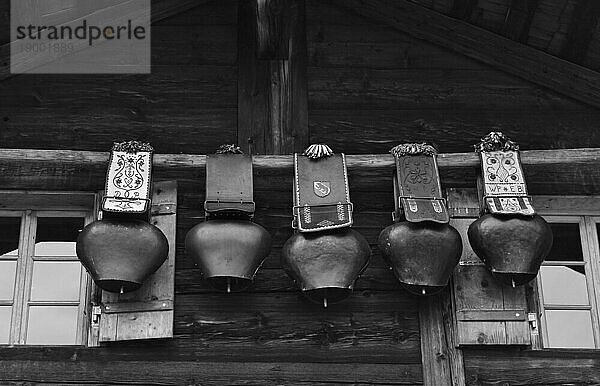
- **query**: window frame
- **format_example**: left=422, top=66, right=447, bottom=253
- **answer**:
left=533, top=196, right=600, bottom=350
left=537, top=215, right=600, bottom=349
left=0, top=191, right=97, bottom=346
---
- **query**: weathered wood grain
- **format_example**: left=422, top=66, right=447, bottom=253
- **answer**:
left=1, top=360, right=423, bottom=385
left=561, top=0, right=600, bottom=63
left=308, top=68, right=583, bottom=111
left=0, top=148, right=598, bottom=195
left=309, top=109, right=600, bottom=154
left=332, top=0, right=600, bottom=109
left=463, top=349, right=600, bottom=385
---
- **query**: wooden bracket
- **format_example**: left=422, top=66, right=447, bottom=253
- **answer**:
left=102, top=300, right=174, bottom=314
left=151, top=202, right=177, bottom=216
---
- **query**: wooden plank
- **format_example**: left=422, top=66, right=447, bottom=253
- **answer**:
left=331, top=0, right=600, bottom=110
left=307, top=68, right=583, bottom=111
left=1, top=360, right=423, bottom=385
left=418, top=288, right=465, bottom=386
left=463, top=349, right=600, bottom=385
left=0, top=191, right=95, bottom=211
left=309, top=109, right=600, bottom=155
left=99, top=181, right=177, bottom=342
left=561, top=0, right=600, bottom=63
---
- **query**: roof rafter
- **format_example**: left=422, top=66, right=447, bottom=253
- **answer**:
left=332, top=0, right=600, bottom=110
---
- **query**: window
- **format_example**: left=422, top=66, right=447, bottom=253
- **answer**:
left=538, top=216, right=600, bottom=348
left=0, top=201, right=95, bottom=345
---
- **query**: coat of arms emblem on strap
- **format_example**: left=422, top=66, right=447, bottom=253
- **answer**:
left=475, top=132, right=535, bottom=216
left=102, top=140, right=153, bottom=214
left=391, top=143, right=449, bottom=223
left=293, top=144, right=353, bottom=232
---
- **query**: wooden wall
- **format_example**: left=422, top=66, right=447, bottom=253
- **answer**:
left=2, top=1, right=600, bottom=385
left=0, top=1, right=237, bottom=154
left=306, top=0, right=600, bottom=154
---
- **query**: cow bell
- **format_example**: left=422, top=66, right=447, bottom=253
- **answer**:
left=282, top=228, right=370, bottom=305
left=77, top=218, right=168, bottom=293
left=378, top=143, right=462, bottom=296
left=76, top=141, right=169, bottom=293
left=379, top=221, right=462, bottom=296
left=468, top=214, right=552, bottom=286
left=468, top=132, right=553, bottom=286
left=185, top=145, right=272, bottom=292
left=186, top=219, right=271, bottom=292
left=282, top=144, right=371, bottom=306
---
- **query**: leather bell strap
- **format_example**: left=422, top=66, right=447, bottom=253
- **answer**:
left=293, top=153, right=353, bottom=232
left=102, top=147, right=153, bottom=214
left=205, top=154, right=255, bottom=218
left=479, top=150, right=535, bottom=215
left=393, top=154, right=449, bottom=223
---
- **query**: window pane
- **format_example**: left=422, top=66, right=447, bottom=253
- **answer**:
left=30, top=261, right=81, bottom=301
left=0, top=261, right=17, bottom=300
left=540, top=265, right=589, bottom=306
left=26, top=306, right=78, bottom=345
left=545, top=310, right=595, bottom=348
left=546, top=223, right=583, bottom=261
left=0, top=306, right=11, bottom=344
left=35, top=217, right=83, bottom=257
left=0, top=217, right=21, bottom=257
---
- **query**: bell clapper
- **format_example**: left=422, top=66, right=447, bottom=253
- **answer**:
left=323, top=297, right=328, bottom=308
left=227, top=277, right=231, bottom=294
left=511, top=279, right=516, bottom=288
left=422, top=288, right=426, bottom=295
left=120, top=286, right=124, bottom=294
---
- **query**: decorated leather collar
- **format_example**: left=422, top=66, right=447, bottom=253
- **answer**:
left=475, top=132, right=535, bottom=216
left=390, top=143, right=449, bottom=223
left=204, top=144, right=255, bottom=219
left=293, top=144, right=353, bottom=232
left=102, top=140, right=154, bottom=219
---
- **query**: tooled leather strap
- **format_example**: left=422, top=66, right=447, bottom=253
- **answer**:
left=293, top=147, right=353, bottom=232
left=205, top=153, right=255, bottom=219
left=391, top=144, right=449, bottom=223
left=102, top=141, right=153, bottom=218
left=476, top=132, right=535, bottom=216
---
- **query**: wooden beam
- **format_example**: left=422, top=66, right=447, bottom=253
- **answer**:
left=0, top=147, right=596, bottom=172
left=501, top=0, right=539, bottom=43
left=331, top=0, right=600, bottom=110
left=0, top=0, right=208, bottom=81
left=561, top=0, right=600, bottom=63
left=255, top=0, right=291, bottom=60
left=419, top=288, right=465, bottom=386
left=0, top=147, right=598, bottom=193
left=238, top=0, right=309, bottom=154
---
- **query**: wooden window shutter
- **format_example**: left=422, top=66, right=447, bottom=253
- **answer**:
left=89, top=181, right=177, bottom=344
left=447, top=188, right=531, bottom=346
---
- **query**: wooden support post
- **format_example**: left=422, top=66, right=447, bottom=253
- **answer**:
left=238, top=0, right=309, bottom=155
left=502, top=0, right=539, bottom=43
left=561, top=0, right=600, bottom=64
left=419, top=287, right=466, bottom=386
left=256, top=0, right=291, bottom=60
